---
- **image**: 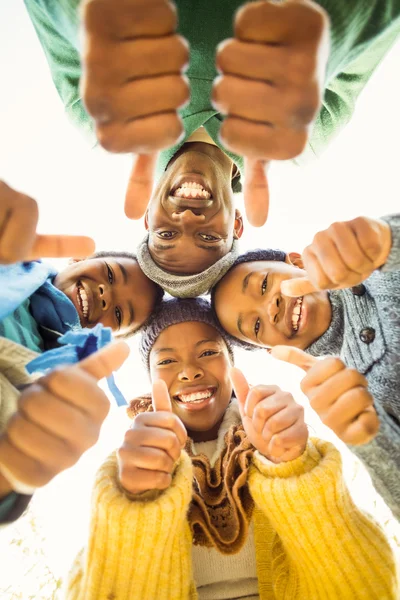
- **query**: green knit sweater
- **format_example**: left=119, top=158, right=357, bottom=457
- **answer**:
left=25, top=0, right=400, bottom=189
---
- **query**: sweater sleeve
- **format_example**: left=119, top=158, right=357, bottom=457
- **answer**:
left=380, top=214, right=400, bottom=273
left=248, top=438, right=398, bottom=600
left=66, top=450, right=195, bottom=600
left=23, top=0, right=95, bottom=144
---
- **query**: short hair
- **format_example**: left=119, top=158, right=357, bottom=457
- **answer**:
left=89, top=250, right=164, bottom=338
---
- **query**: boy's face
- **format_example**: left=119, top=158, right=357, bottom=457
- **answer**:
left=150, top=322, right=232, bottom=439
left=214, top=255, right=332, bottom=350
left=145, top=142, right=243, bottom=275
left=54, top=256, right=159, bottom=335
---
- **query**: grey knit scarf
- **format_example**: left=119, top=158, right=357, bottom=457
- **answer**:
left=136, top=236, right=240, bottom=298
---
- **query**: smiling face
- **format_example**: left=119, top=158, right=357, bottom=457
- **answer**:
left=54, top=256, right=160, bottom=335
left=213, top=255, right=332, bottom=349
left=145, top=142, right=243, bottom=275
left=149, top=321, right=233, bottom=442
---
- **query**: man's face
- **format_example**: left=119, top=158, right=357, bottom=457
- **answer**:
left=54, top=256, right=160, bottom=335
left=145, top=143, right=243, bottom=275
left=150, top=322, right=232, bottom=438
left=214, top=256, right=332, bottom=349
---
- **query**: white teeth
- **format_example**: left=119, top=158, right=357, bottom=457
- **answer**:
left=177, top=389, right=213, bottom=403
left=291, top=297, right=303, bottom=332
left=78, top=286, right=89, bottom=319
left=174, top=181, right=211, bottom=200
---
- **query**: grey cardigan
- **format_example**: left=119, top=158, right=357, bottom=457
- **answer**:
left=306, top=214, right=400, bottom=520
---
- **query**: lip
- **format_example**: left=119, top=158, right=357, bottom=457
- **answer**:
left=170, top=173, right=213, bottom=199
left=172, top=385, right=217, bottom=412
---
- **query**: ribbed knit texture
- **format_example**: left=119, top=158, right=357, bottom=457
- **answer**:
left=136, top=236, right=240, bottom=298
left=66, top=440, right=398, bottom=599
left=306, top=214, right=400, bottom=520
left=24, top=0, right=400, bottom=187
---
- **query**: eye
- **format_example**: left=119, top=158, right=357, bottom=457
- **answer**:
left=200, top=350, right=218, bottom=358
left=106, top=263, right=114, bottom=284
left=199, top=233, right=219, bottom=242
left=157, top=231, right=177, bottom=239
left=254, top=318, right=261, bottom=339
left=261, top=275, right=268, bottom=295
left=115, top=306, right=122, bottom=327
left=157, top=358, right=176, bottom=366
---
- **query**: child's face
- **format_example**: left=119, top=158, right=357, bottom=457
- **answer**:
left=54, top=257, right=160, bottom=335
left=214, top=255, right=332, bottom=350
left=150, top=322, right=232, bottom=439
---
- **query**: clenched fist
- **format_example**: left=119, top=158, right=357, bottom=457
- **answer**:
left=271, top=346, right=379, bottom=445
left=118, top=380, right=187, bottom=495
left=230, top=368, right=308, bottom=463
left=0, top=341, right=129, bottom=495
left=0, top=180, right=95, bottom=264
left=81, top=0, right=190, bottom=219
left=213, top=0, right=330, bottom=226
left=281, top=216, right=392, bottom=297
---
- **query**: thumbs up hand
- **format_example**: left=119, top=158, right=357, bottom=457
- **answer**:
left=81, top=0, right=190, bottom=220
left=0, top=341, right=129, bottom=495
left=230, top=368, right=308, bottom=463
left=213, top=0, right=329, bottom=226
left=271, top=346, right=380, bottom=445
left=0, top=181, right=95, bottom=264
left=117, top=380, right=187, bottom=495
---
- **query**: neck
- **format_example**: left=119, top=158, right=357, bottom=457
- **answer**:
left=188, top=414, right=225, bottom=443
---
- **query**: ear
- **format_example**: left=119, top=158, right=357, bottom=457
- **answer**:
left=144, top=210, right=149, bottom=231
left=287, top=252, right=304, bottom=270
left=233, top=209, right=244, bottom=239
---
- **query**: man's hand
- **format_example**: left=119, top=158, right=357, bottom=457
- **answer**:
left=81, top=0, right=190, bottom=220
left=271, top=346, right=379, bottom=445
left=281, top=216, right=392, bottom=297
left=0, top=181, right=95, bottom=264
left=117, top=380, right=187, bottom=495
left=230, top=368, right=308, bottom=463
left=0, top=341, right=129, bottom=494
left=213, top=0, right=329, bottom=226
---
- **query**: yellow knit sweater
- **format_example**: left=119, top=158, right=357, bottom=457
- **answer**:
left=66, top=439, right=397, bottom=600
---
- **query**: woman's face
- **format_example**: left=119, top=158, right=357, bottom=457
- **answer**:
left=213, top=255, right=332, bottom=350
left=149, top=321, right=233, bottom=440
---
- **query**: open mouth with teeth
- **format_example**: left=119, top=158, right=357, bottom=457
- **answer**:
left=171, top=181, right=212, bottom=200
left=291, top=296, right=303, bottom=333
left=173, top=387, right=216, bottom=406
left=76, top=281, right=90, bottom=323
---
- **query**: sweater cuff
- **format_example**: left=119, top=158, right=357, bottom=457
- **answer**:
left=380, top=214, right=400, bottom=273
left=253, top=440, right=321, bottom=479
left=0, top=491, right=32, bottom=525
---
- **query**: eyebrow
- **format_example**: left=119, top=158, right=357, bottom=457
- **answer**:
left=154, top=347, right=175, bottom=355
left=127, top=301, right=134, bottom=326
left=195, top=339, right=216, bottom=347
left=242, top=271, right=254, bottom=293
left=116, top=261, right=128, bottom=284
left=237, top=313, right=245, bottom=337
left=153, top=243, right=176, bottom=251
left=153, top=243, right=221, bottom=253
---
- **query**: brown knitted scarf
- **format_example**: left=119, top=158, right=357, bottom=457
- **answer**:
left=127, top=395, right=255, bottom=555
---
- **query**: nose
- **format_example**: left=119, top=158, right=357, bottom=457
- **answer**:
left=172, top=209, right=206, bottom=225
left=267, top=293, right=281, bottom=325
left=178, top=363, right=204, bottom=382
left=98, top=283, right=112, bottom=311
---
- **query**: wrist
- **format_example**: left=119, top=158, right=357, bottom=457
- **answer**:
left=376, top=219, right=392, bottom=268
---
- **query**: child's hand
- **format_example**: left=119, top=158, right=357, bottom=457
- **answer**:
left=81, top=0, right=190, bottom=220
left=117, top=380, right=187, bottom=495
left=0, top=180, right=95, bottom=263
left=213, top=0, right=329, bottom=227
left=230, top=368, right=308, bottom=463
left=271, top=346, right=379, bottom=445
left=281, top=216, right=392, bottom=297
left=0, top=341, right=129, bottom=494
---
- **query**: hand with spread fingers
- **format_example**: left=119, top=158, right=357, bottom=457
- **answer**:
left=271, top=346, right=380, bottom=446
left=230, top=368, right=308, bottom=463
left=281, top=216, right=392, bottom=298
left=213, top=0, right=330, bottom=226
left=117, top=380, right=187, bottom=495
left=81, top=0, right=190, bottom=220
left=0, top=341, right=130, bottom=496
left=0, top=180, right=95, bottom=264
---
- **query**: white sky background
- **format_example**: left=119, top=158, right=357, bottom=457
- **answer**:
left=0, top=2, right=400, bottom=597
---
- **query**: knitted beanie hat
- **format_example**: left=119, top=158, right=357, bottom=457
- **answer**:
left=136, top=236, right=240, bottom=298
left=140, top=297, right=235, bottom=371
left=211, top=248, right=287, bottom=352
